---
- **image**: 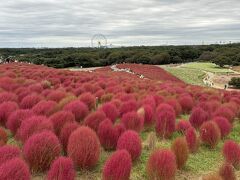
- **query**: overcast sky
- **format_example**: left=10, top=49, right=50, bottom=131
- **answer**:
left=0, top=0, right=240, bottom=47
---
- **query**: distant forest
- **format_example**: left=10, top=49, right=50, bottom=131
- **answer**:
left=0, top=43, right=240, bottom=68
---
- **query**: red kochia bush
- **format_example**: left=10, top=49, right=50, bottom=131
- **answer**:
left=121, top=111, right=144, bottom=132
left=47, top=90, right=66, bottom=102
left=200, top=121, right=221, bottom=149
left=0, top=158, right=31, bottom=180
left=219, top=163, right=236, bottom=180
left=6, top=109, right=34, bottom=135
left=117, top=130, right=142, bottom=161
left=214, top=106, right=235, bottom=123
left=20, top=94, right=42, bottom=109
left=178, top=95, right=194, bottom=114
left=189, top=107, right=209, bottom=129
left=185, top=127, right=199, bottom=153
left=222, top=140, right=240, bottom=169
left=0, top=92, right=18, bottom=104
left=47, top=157, right=76, bottom=180
left=23, top=131, right=61, bottom=173
left=213, top=116, right=232, bottom=138
left=79, top=92, right=96, bottom=110
left=138, top=105, right=154, bottom=127
left=50, top=111, right=75, bottom=136
left=84, top=111, right=106, bottom=132
left=176, top=120, right=191, bottom=134
left=99, top=102, right=119, bottom=123
left=0, top=101, right=19, bottom=126
left=146, top=149, right=177, bottom=180
left=171, top=137, right=189, bottom=169
left=119, top=100, right=137, bottom=116
left=63, top=100, right=89, bottom=122
left=67, top=126, right=100, bottom=169
left=155, top=104, right=176, bottom=138
left=102, top=150, right=132, bottom=180
left=32, top=100, right=57, bottom=116
left=0, top=128, right=7, bottom=146
left=166, top=99, right=182, bottom=116
left=18, top=116, right=53, bottom=142
left=0, top=145, right=21, bottom=166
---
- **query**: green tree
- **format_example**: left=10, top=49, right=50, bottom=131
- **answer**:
left=212, top=55, right=231, bottom=67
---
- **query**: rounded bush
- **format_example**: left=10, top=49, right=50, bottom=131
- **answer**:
left=138, top=105, right=154, bottom=127
left=20, top=94, right=42, bottom=109
left=0, top=128, right=7, bottom=146
left=47, top=91, right=66, bottom=102
left=189, top=107, right=209, bottom=129
left=67, top=126, right=100, bottom=169
left=166, top=99, right=182, bottom=116
left=99, top=102, right=119, bottom=123
left=219, top=163, right=236, bottom=180
left=32, top=100, right=57, bottom=116
left=102, top=150, right=132, bottom=180
left=214, top=106, right=235, bottom=123
left=121, top=111, right=144, bottom=132
left=47, top=157, right=76, bottom=180
left=63, top=100, right=89, bottom=122
left=178, top=95, right=194, bottom=114
left=146, top=149, right=177, bottom=180
left=79, top=92, right=96, bottom=110
left=0, top=92, right=18, bottom=104
left=222, top=140, right=240, bottom=169
left=117, top=130, right=142, bottom=161
left=50, top=111, right=75, bottom=136
left=185, top=127, right=199, bottom=153
left=176, top=120, right=191, bottom=134
left=119, top=100, right=137, bottom=116
left=23, top=131, right=61, bottom=173
left=0, top=101, right=19, bottom=126
left=84, top=111, right=106, bottom=132
left=213, top=116, right=232, bottom=138
left=200, top=121, right=221, bottom=149
left=0, top=145, right=21, bottom=166
left=0, top=158, right=31, bottom=180
left=6, top=109, right=34, bottom=135
left=171, top=137, right=189, bottom=169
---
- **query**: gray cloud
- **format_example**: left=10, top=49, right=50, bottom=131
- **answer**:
left=0, top=0, right=240, bottom=47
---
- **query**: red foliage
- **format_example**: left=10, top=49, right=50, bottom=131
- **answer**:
left=119, top=100, right=137, bottom=116
left=219, top=163, right=236, bottom=180
left=214, top=106, right=235, bottom=123
left=84, top=111, right=106, bottom=132
left=222, top=140, right=240, bottom=169
left=32, top=100, right=57, bottom=116
left=155, top=104, right=176, bottom=138
left=99, top=102, right=119, bottom=123
left=200, top=121, right=221, bottom=149
left=189, top=107, right=209, bottom=129
left=146, top=149, right=177, bottom=180
left=0, top=145, right=21, bottom=166
left=23, top=131, right=61, bottom=173
left=117, top=130, right=142, bottom=161
left=50, top=111, right=75, bottom=136
left=20, top=94, right=43, bottom=109
left=0, top=128, right=7, bottom=146
left=67, top=126, right=100, bottom=169
left=0, top=92, right=18, bottom=104
left=18, top=115, right=53, bottom=142
left=46, top=90, right=66, bottom=102
left=138, top=105, right=154, bottom=127
left=212, top=116, right=232, bottom=138
left=28, top=83, right=43, bottom=93
left=63, top=100, right=89, bottom=122
left=166, top=99, right=182, bottom=116
left=185, top=127, right=199, bottom=153
left=178, top=95, right=194, bottom=114
left=176, top=120, right=191, bottom=134
left=0, top=101, right=19, bottom=126
left=102, top=150, right=132, bottom=180
left=6, top=109, right=34, bottom=135
left=171, top=137, right=189, bottom=169
left=121, top=111, right=144, bottom=132
left=79, top=92, right=96, bottom=110
left=0, top=158, right=31, bottom=180
left=47, top=157, right=76, bottom=180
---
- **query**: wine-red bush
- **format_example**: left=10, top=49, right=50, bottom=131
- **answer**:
left=115, top=123, right=126, bottom=139
left=67, top=126, right=100, bottom=169
left=102, top=150, right=132, bottom=180
left=18, top=115, right=53, bottom=142
left=84, top=111, right=106, bottom=132
left=50, top=111, right=75, bottom=136
left=99, top=102, right=119, bottom=123
left=0, top=128, right=7, bottom=146
left=166, top=99, right=182, bottom=116
left=146, top=149, right=177, bottom=180
left=219, top=163, right=236, bottom=180
left=0, top=101, right=19, bottom=126
left=119, top=100, right=137, bottom=116
left=155, top=104, right=176, bottom=138
left=121, top=111, right=144, bottom=132
left=0, top=145, right=21, bottom=166
left=139, top=105, right=154, bottom=127
left=23, top=131, right=61, bottom=173
left=176, top=120, right=191, bottom=134
left=32, top=100, right=57, bottom=116
left=117, top=130, right=142, bottom=161
left=47, top=90, right=66, bottom=102
left=178, top=95, right=194, bottom=114
left=212, top=116, right=232, bottom=138
left=185, top=127, right=199, bottom=153
left=0, top=92, right=18, bottom=104
left=189, top=107, right=209, bottom=129
left=222, top=140, right=240, bottom=169
left=0, top=158, right=31, bottom=180
left=20, top=94, right=42, bottom=109
left=59, top=122, right=79, bottom=153
left=214, top=106, right=235, bottom=123
left=79, top=92, right=96, bottom=110
left=47, top=157, right=76, bottom=180
left=200, top=121, right=221, bottom=149
left=63, top=100, right=89, bottom=122
left=171, top=137, right=189, bottom=169
left=6, top=109, right=34, bottom=135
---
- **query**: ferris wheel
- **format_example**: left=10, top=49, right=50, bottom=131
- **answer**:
left=91, top=34, right=107, bottom=48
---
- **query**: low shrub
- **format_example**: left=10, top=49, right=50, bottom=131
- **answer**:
left=176, top=120, right=191, bottom=134
left=0, top=101, right=19, bottom=126
left=99, top=102, right=119, bottom=123
left=84, top=111, right=106, bottom=132
left=219, top=163, right=236, bottom=180
left=189, top=107, right=209, bottom=129
left=185, top=127, right=199, bottom=153
left=0, top=145, right=21, bottom=166
left=222, top=140, right=240, bottom=169
left=212, top=116, right=232, bottom=138
left=121, top=111, right=144, bottom=132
